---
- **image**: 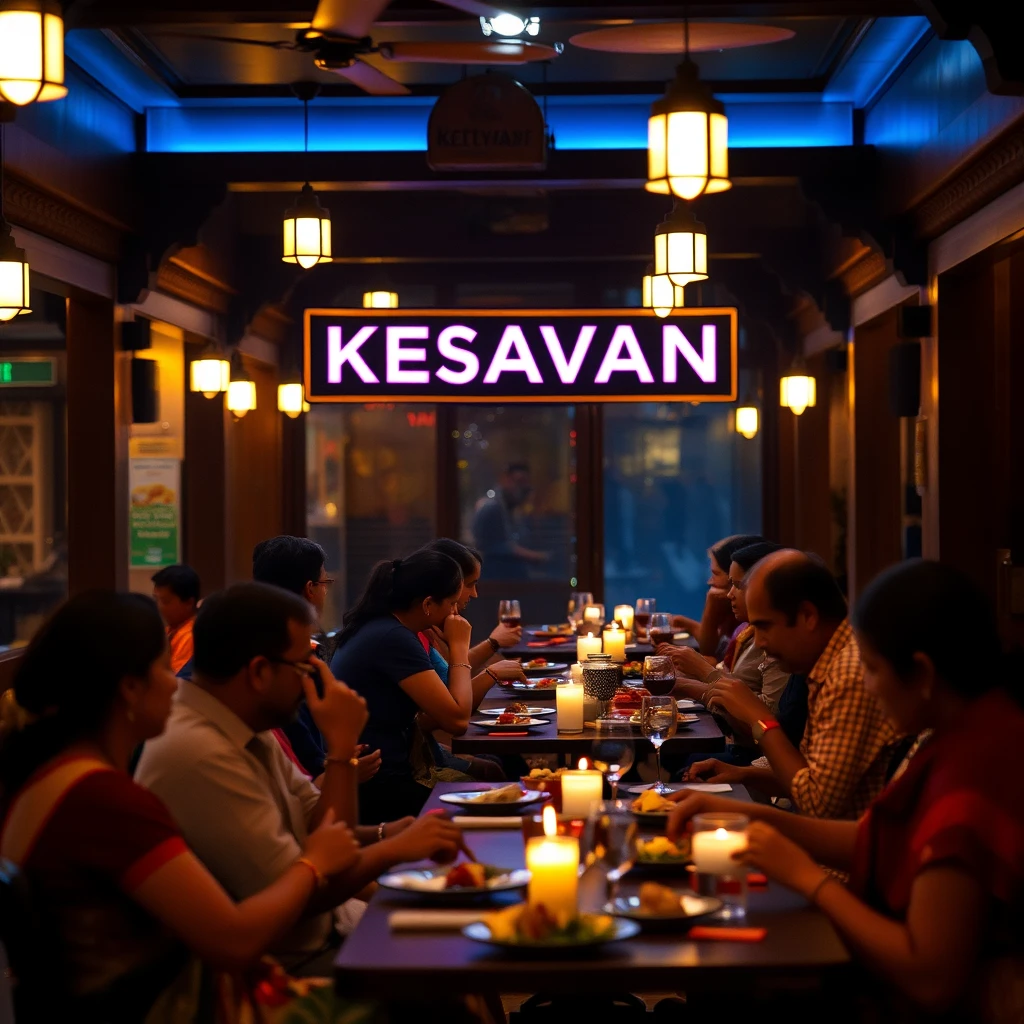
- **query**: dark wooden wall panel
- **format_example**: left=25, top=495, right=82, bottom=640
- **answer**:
left=794, top=351, right=833, bottom=564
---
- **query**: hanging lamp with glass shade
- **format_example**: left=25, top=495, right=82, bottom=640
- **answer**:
left=654, top=202, right=708, bottom=288
left=226, top=350, right=257, bottom=418
left=278, top=379, right=304, bottom=419
left=282, top=83, right=331, bottom=270
left=363, top=289, right=399, bottom=309
left=735, top=402, right=759, bottom=439
left=641, top=263, right=684, bottom=319
left=0, top=126, right=30, bottom=322
left=189, top=344, right=230, bottom=399
left=646, top=17, right=729, bottom=201
left=780, top=371, right=816, bottom=416
left=0, top=0, right=66, bottom=106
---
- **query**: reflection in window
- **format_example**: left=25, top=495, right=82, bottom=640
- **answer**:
left=306, top=404, right=436, bottom=627
left=603, top=403, right=761, bottom=621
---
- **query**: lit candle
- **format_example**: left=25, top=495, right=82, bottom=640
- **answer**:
left=583, top=605, right=603, bottom=624
left=569, top=661, right=584, bottom=685
left=614, top=604, right=634, bottom=632
left=603, top=623, right=626, bottom=663
left=561, top=757, right=604, bottom=819
left=691, top=827, right=748, bottom=875
left=525, top=804, right=579, bottom=926
left=556, top=681, right=584, bottom=733
left=577, top=633, right=602, bottom=662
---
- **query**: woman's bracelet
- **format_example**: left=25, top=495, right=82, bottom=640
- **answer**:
left=808, top=872, right=834, bottom=904
left=296, top=857, right=327, bottom=890
left=451, top=662, right=472, bottom=670
left=325, top=754, right=360, bottom=768
left=486, top=667, right=499, bottom=682
left=377, top=821, right=387, bottom=843
left=487, top=636, right=500, bottom=652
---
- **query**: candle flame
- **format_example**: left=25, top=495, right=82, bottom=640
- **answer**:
left=578, top=757, right=588, bottom=770
left=542, top=803, right=557, bottom=837
left=714, top=828, right=729, bottom=839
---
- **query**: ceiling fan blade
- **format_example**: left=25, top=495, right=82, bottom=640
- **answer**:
left=429, top=0, right=510, bottom=17
left=149, top=30, right=296, bottom=49
left=379, top=40, right=560, bottom=64
left=311, top=0, right=392, bottom=39
left=331, top=58, right=411, bottom=96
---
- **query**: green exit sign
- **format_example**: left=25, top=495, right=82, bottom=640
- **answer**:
left=0, top=359, right=56, bottom=387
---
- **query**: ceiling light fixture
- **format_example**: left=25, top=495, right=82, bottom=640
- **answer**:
left=226, top=350, right=257, bottom=418
left=0, top=126, right=30, bottom=321
left=0, top=0, right=66, bottom=106
left=647, top=14, right=730, bottom=201
left=780, top=371, right=816, bottom=416
left=654, top=202, right=708, bottom=288
left=642, top=263, right=684, bottom=319
left=282, top=83, right=331, bottom=270
left=363, top=289, right=399, bottom=309
left=480, top=14, right=540, bottom=38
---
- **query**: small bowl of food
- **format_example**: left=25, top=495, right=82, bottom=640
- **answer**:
left=520, top=767, right=568, bottom=812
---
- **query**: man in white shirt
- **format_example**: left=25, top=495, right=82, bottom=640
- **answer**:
left=136, top=582, right=462, bottom=970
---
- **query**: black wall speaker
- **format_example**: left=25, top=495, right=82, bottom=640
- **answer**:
left=898, top=305, right=933, bottom=338
left=122, top=319, right=152, bottom=352
left=889, top=341, right=921, bottom=417
left=131, top=357, right=159, bottom=423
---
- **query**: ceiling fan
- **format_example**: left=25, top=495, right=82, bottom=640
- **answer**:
left=154, top=0, right=562, bottom=97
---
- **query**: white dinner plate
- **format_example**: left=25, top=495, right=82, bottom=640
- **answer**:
left=470, top=717, right=548, bottom=731
left=439, top=789, right=550, bottom=815
left=378, top=865, right=530, bottom=895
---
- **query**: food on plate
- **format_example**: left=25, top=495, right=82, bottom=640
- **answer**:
left=533, top=677, right=559, bottom=688
left=636, top=835, right=689, bottom=863
left=466, top=784, right=527, bottom=804
left=526, top=767, right=569, bottom=780
left=525, top=658, right=550, bottom=669
left=535, top=624, right=572, bottom=636
left=622, top=660, right=645, bottom=680
left=631, top=790, right=676, bottom=815
left=444, top=863, right=488, bottom=889
left=484, top=902, right=616, bottom=943
left=495, top=712, right=532, bottom=725
left=611, top=686, right=650, bottom=710
left=503, top=701, right=530, bottom=714
left=638, top=882, right=684, bottom=915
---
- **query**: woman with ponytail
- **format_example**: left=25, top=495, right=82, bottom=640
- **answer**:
left=331, top=550, right=472, bottom=822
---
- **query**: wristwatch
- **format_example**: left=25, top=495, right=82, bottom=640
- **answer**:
left=751, top=718, right=781, bottom=744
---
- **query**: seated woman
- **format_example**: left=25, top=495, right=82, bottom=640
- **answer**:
left=330, top=550, right=475, bottom=824
left=667, top=560, right=1024, bottom=1020
left=670, top=533, right=763, bottom=657
left=0, top=592, right=363, bottom=1023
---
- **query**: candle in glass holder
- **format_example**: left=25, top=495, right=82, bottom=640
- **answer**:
left=613, top=604, right=634, bottom=632
left=577, top=633, right=602, bottom=662
left=602, top=623, right=626, bottom=662
left=561, top=758, right=604, bottom=819
left=691, top=827, right=748, bottom=874
left=569, top=661, right=584, bottom=685
left=582, top=603, right=605, bottom=631
left=525, top=804, right=579, bottom=925
left=556, top=681, right=584, bottom=733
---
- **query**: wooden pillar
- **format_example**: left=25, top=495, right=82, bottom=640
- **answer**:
left=794, top=351, right=833, bottom=564
left=66, top=291, right=129, bottom=593
left=575, top=403, right=604, bottom=597
left=281, top=408, right=307, bottom=537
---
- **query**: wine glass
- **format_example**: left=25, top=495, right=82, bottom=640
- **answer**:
left=498, top=599, right=521, bottom=628
left=634, top=598, right=655, bottom=640
left=641, top=694, right=678, bottom=795
left=643, top=654, right=676, bottom=696
left=581, top=800, right=637, bottom=902
left=568, top=591, right=594, bottom=625
left=648, top=612, right=674, bottom=647
left=590, top=719, right=636, bottom=801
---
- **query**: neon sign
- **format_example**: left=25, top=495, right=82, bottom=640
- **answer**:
left=305, top=309, right=737, bottom=403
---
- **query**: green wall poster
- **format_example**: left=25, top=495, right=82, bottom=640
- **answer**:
left=129, top=457, right=180, bottom=568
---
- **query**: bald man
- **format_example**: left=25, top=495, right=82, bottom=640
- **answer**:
left=686, top=550, right=900, bottom=819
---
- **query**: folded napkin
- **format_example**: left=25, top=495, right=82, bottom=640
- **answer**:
left=677, top=783, right=733, bottom=793
left=688, top=926, right=766, bottom=943
left=450, top=816, right=524, bottom=829
left=389, top=910, right=484, bottom=933
left=527, top=637, right=570, bottom=646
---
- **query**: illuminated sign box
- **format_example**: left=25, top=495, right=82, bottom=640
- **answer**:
left=304, top=308, right=737, bottom=403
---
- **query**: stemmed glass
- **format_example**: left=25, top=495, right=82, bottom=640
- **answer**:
left=568, top=591, right=594, bottom=625
left=634, top=598, right=655, bottom=640
left=642, top=654, right=676, bottom=696
left=648, top=612, right=674, bottom=647
left=641, top=694, right=678, bottom=795
left=590, top=719, right=635, bottom=801
left=581, top=800, right=638, bottom=902
left=498, top=599, right=521, bottom=628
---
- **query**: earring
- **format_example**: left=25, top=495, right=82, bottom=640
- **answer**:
left=127, top=709, right=136, bottom=723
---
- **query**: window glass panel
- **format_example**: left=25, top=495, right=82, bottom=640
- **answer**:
left=603, top=402, right=761, bottom=620
left=307, top=404, right=436, bottom=628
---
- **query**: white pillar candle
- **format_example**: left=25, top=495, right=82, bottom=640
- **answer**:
left=569, top=661, right=584, bottom=685
left=525, top=806, right=579, bottom=926
left=561, top=761, right=604, bottom=819
left=556, top=681, right=584, bottom=733
left=577, top=633, right=602, bottom=662
left=691, top=827, right=748, bottom=875
left=603, top=625, right=626, bottom=662
left=614, top=605, right=634, bottom=631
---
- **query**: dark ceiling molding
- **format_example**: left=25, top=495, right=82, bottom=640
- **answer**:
left=836, top=247, right=888, bottom=297
left=155, top=254, right=236, bottom=314
left=2, top=172, right=126, bottom=263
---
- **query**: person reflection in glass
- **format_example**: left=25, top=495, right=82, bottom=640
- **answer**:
left=471, top=462, right=548, bottom=580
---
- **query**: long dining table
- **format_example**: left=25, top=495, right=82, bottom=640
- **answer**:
left=334, top=783, right=852, bottom=1007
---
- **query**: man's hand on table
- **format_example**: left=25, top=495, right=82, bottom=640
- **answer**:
left=303, top=658, right=368, bottom=759
left=705, top=678, right=766, bottom=727
left=683, top=758, right=751, bottom=785
left=380, top=812, right=464, bottom=865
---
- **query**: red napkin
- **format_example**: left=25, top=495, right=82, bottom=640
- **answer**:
left=489, top=731, right=528, bottom=736
left=747, top=872, right=768, bottom=887
left=688, top=926, right=766, bottom=943
left=527, top=639, right=571, bottom=647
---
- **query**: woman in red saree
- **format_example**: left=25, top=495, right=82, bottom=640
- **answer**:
left=667, top=559, right=1024, bottom=1021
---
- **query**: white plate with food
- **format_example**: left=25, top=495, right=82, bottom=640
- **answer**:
left=522, top=660, right=568, bottom=675
left=501, top=677, right=561, bottom=691
left=495, top=703, right=556, bottom=717
left=470, top=715, right=549, bottom=731
left=605, top=885, right=722, bottom=924
left=379, top=863, right=530, bottom=895
left=439, top=786, right=551, bottom=815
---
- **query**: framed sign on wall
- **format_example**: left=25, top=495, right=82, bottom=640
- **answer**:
left=304, top=308, right=738, bottom=404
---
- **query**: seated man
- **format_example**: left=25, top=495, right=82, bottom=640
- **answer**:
left=685, top=550, right=901, bottom=820
left=136, top=582, right=464, bottom=971
left=151, top=564, right=200, bottom=674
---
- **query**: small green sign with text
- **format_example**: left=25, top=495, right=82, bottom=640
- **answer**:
left=129, top=458, right=180, bottom=568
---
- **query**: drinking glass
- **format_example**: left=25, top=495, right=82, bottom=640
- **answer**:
left=581, top=800, right=638, bottom=902
left=634, top=598, right=655, bottom=640
left=648, top=612, right=674, bottom=648
left=691, top=812, right=750, bottom=919
left=590, top=719, right=636, bottom=801
left=643, top=654, right=676, bottom=696
left=641, top=694, right=678, bottom=794
left=498, top=599, right=521, bottom=628
left=568, top=591, right=594, bottom=625
left=579, top=602, right=605, bottom=636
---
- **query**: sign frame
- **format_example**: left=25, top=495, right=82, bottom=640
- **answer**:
left=303, top=307, right=738, bottom=404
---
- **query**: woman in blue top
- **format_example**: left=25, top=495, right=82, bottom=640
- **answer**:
left=330, top=550, right=473, bottom=823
